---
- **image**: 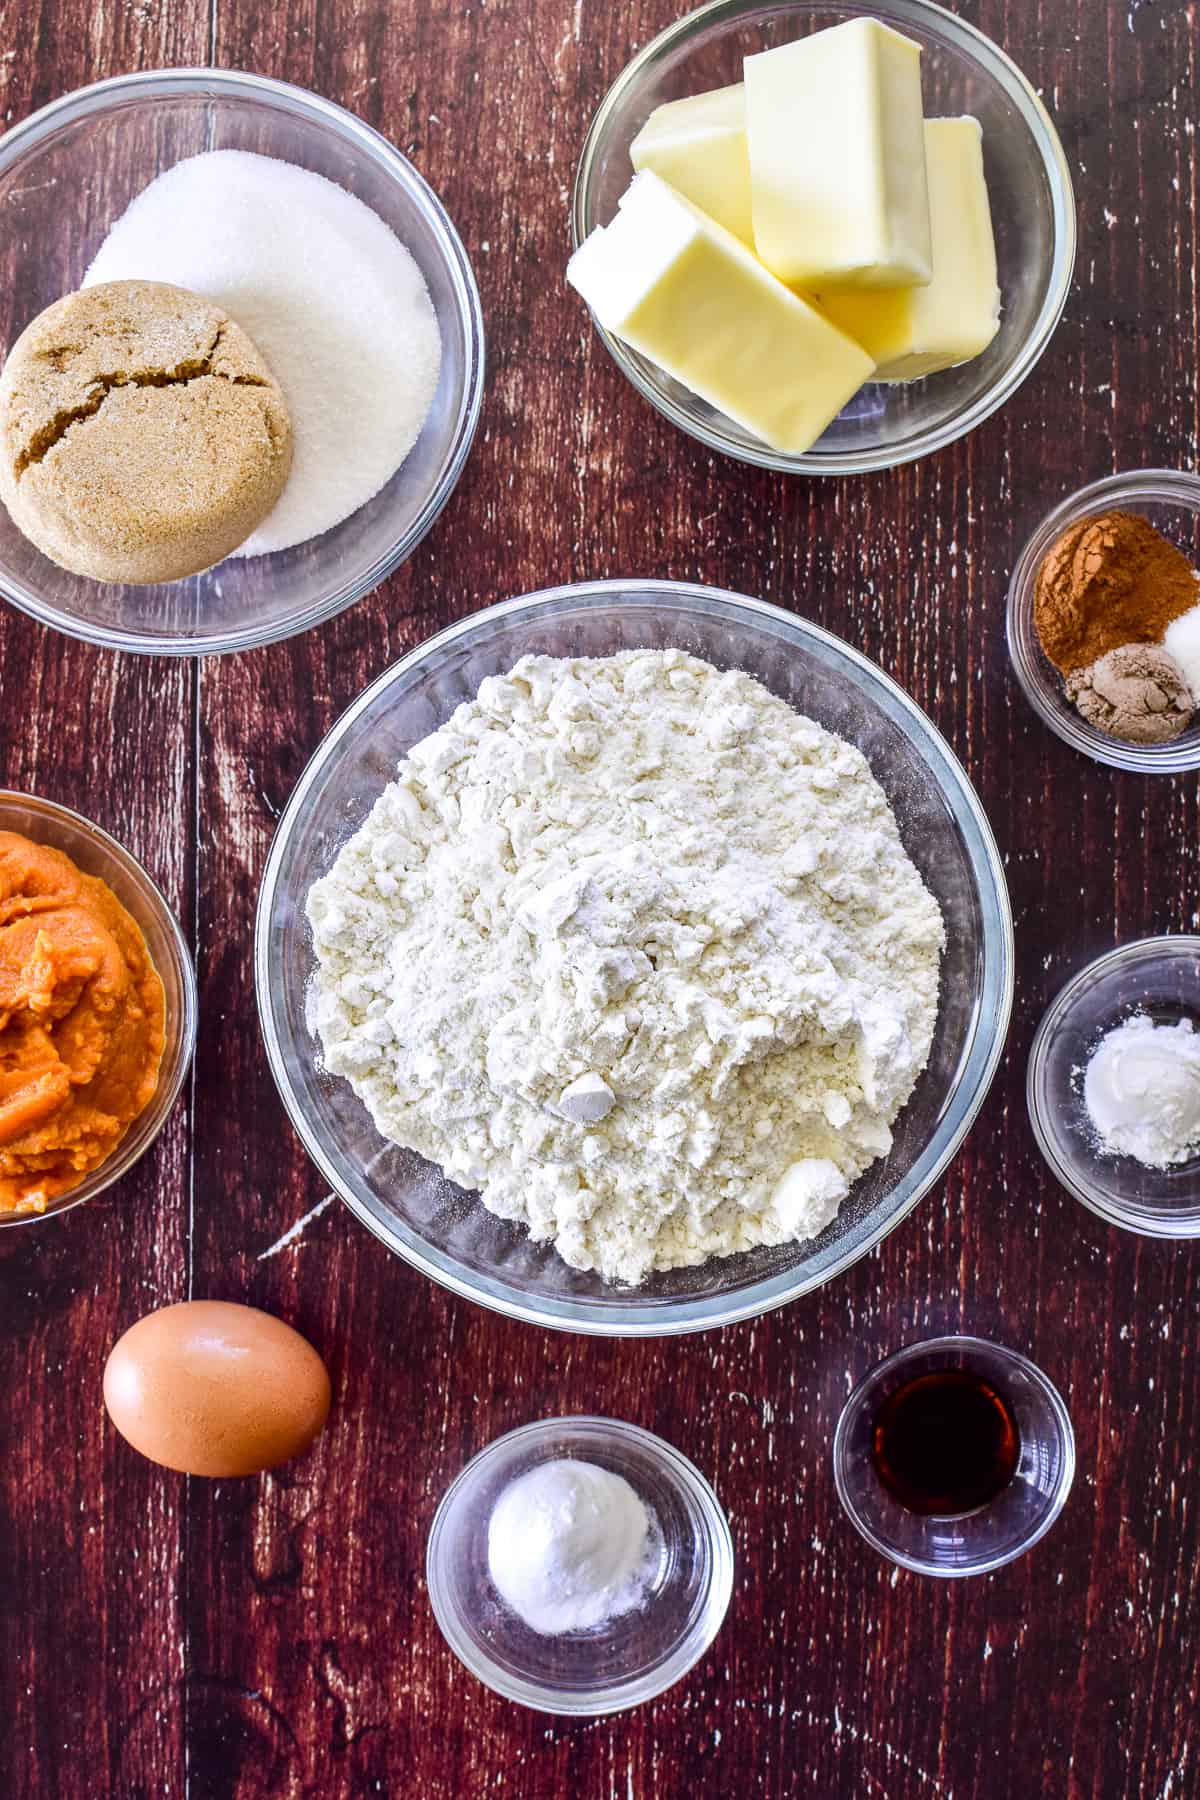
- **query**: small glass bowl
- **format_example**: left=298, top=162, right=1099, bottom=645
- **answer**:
left=571, top=0, right=1075, bottom=475
left=426, top=1417, right=733, bottom=1714
left=1007, top=470, right=1200, bottom=772
left=833, top=1336, right=1075, bottom=1577
left=0, top=790, right=197, bottom=1229
left=1028, top=936, right=1200, bottom=1237
left=0, top=69, right=484, bottom=654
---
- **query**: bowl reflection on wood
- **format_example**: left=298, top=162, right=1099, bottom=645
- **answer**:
left=255, top=581, right=1014, bottom=1336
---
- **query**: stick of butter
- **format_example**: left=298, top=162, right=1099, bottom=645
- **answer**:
left=745, top=19, right=932, bottom=289
left=629, top=83, right=754, bottom=246
left=567, top=170, right=875, bottom=454
left=815, top=118, right=1001, bottom=380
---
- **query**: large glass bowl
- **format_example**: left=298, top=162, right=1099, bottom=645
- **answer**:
left=571, top=0, right=1075, bottom=474
left=0, top=70, right=484, bottom=654
left=255, top=582, right=1013, bottom=1335
left=0, top=790, right=197, bottom=1229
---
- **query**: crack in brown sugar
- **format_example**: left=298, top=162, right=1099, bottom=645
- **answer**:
left=15, top=327, right=270, bottom=476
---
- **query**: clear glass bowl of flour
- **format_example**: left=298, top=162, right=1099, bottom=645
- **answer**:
left=426, top=1417, right=734, bottom=1714
left=1028, top=936, right=1200, bottom=1237
left=257, top=581, right=1014, bottom=1335
left=0, top=70, right=483, bottom=653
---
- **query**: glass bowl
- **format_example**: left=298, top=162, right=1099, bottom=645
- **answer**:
left=571, top=0, right=1075, bottom=475
left=833, top=1336, right=1075, bottom=1577
left=0, top=790, right=197, bottom=1229
left=255, top=580, right=1013, bottom=1335
left=1006, top=470, right=1200, bottom=773
left=1028, top=936, right=1200, bottom=1237
left=0, top=69, right=484, bottom=654
left=425, top=1416, right=733, bottom=1714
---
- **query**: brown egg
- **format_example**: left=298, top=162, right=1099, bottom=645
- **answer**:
left=103, top=1300, right=331, bottom=1477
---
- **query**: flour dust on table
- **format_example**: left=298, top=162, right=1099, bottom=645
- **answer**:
left=307, top=650, right=944, bottom=1284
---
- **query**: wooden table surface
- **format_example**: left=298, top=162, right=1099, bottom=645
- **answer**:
left=1, top=0, right=1198, bottom=1795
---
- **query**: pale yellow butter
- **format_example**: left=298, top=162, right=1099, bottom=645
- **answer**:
left=816, top=118, right=1001, bottom=380
left=567, top=171, right=875, bottom=454
left=745, top=19, right=932, bottom=289
left=629, top=83, right=754, bottom=246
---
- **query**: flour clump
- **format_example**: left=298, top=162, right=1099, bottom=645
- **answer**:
left=307, top=651, right=945, bottom=1284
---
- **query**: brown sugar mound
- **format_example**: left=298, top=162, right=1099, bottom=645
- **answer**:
left=1033, top=509, right=1200, bottom=674
left=0, top=279, right=292, bottom=583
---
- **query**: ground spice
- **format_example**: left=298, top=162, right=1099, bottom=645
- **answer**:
left=1033, top=510, right=1200, bottom=674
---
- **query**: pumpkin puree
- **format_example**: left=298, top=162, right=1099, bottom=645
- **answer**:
left=0, top=831, right=165, bottom=1215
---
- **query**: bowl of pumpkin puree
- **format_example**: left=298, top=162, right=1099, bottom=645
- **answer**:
left=0, top=793, right=196, bottom=1222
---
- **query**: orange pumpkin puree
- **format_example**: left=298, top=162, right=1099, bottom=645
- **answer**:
left=0, top=830, right=165, bottom=1215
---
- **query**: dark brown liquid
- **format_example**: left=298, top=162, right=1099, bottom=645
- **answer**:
left=870, top=1369, right=1020, bottom=1517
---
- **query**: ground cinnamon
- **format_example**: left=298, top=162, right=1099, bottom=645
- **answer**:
left=1033, top=510, right=1200, bottom=674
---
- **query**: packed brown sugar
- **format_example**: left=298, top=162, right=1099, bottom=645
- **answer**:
left=0, top=831, right=165, bottom=1214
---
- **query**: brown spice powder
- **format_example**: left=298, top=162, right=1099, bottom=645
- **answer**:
left=1033, top=510, right=1200, bottom=674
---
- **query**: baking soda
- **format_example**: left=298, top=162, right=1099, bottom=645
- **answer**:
left=85, top=150, right=442, bottom=555
left=486, top=1459, right=657, bottom=1635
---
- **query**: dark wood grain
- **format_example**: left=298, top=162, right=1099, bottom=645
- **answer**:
left=2, top=0, right=1199, bottom=1795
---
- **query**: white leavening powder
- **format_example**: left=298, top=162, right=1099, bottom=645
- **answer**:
left=307, top=650, right=945, bottom=1284
left=1083, top=1013, right=1200, bottom=1167
left=85, top=150, right=441, bottom=555
left=1165, top=601, right=1200, bottom=703
left=487, top=1459, right=656, bottom=1635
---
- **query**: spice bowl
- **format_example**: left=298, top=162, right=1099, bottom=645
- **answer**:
left=833, top=1336, right=1075, bottom=1577
left=572, top=0, right=1075, bottom=475
left=1007, top=470, right=1200, bottom=772
left=1028, top=936, right=1200, bottom=1237
left=426, top=1416, right=733, bottom=1714
left=0, top=790, right=197, bottom=1229
left=0, top=69, right=483, bottom=654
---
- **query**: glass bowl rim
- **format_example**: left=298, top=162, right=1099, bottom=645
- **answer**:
left=570, top=0, right=1077, bottom=476
left=424, top=1413, right=734, bottom=1715
left=831, top=1333, right=1077, bottom=1577
left=1026, top=933, right=1200, bottom=1237
left=255, top=577, right=1015, bottom=1336
left=0, top=786, right=198, bottom=1229
left=0, top=66, right=486, bottom=656
left=1006, top=468, right=1200, bottom=773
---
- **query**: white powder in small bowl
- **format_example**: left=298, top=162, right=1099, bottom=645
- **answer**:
left=487, top=1459, right=658, bottom=1636
left=1083, top=1012, right=1200, bottom=1168
left=85, top=150, right=442, bottom=556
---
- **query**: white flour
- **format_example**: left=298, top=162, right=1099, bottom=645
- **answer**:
left=307, top=650, right=944, bottom=1284
left=85, top=150, right=441, bottom=555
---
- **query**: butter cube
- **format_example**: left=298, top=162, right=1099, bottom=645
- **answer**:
left=630, top=83, right=754, bottom=246
left=816, top=118, right=1001, bottom=380
left=745, top=19, right=932, bottom=288
left=567, top=171, right=875, bottom=454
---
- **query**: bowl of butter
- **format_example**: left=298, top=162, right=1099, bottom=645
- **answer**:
left=570, top=0, right=1075, bottom=474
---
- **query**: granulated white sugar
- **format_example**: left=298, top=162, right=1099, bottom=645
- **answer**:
left=85, top=150, right=442, bottom=556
